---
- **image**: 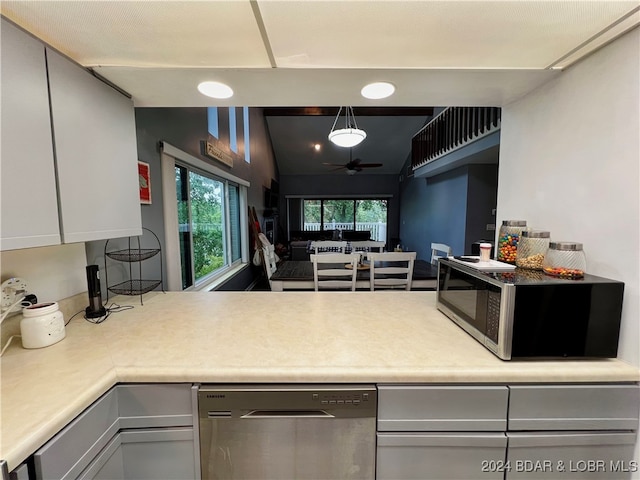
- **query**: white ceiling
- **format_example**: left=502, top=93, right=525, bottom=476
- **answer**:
left=2, top=0, right=638, bottom=175
left=2, top=1, right=638, bottom=107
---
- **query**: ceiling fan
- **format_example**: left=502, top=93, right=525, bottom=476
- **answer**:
left=322, top=150, right=383, bottom=175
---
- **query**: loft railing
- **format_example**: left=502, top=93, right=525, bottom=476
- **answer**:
left=411, top=107, right=501, bottom=170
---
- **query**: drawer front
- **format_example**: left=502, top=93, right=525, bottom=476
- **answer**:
left=117, top=384, right=193, bottom=428
left=506, top=432, right=638, bottom=479
left=508, top=385, right=640, bottom=431
left=35, top=389, right=119, bottom=480
left=377, top=432, right=507, bottom=480
left=377, top=385, right=509, bottom=431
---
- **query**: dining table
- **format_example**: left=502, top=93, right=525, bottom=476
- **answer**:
left=269, top=259, right=439, bottom=291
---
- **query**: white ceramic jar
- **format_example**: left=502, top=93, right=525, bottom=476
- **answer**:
left=21, top=302, right=66, bottom=348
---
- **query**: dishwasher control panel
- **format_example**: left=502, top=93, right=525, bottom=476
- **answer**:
left=199, top=384, right=377, bottom=418
left=314, top=390, right=372, bottom=406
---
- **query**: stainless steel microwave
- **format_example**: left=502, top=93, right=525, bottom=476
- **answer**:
left=436, top=258, right=624, bottom=360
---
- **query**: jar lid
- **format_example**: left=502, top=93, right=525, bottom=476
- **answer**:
left=502, top=220, right=527, bottom=226
left=549, top=241, right=583, bottom=251
left=522, top=230, right=550, bottom=238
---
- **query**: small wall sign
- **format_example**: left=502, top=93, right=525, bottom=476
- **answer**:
left=138, top=161, right=151, bottom=204
left=201, top=140, right=234, bottom=168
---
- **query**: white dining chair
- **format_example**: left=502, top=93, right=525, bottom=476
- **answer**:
left=310, top=253, right=360, bottom=291
left=258, top=233, right=279, bottom=288
left=350, top=241, right=386, bottom=253
left=310, top=240, right=348, bottom=254
left=430, top=243, right=452, bottom=265
left=367, top=251, right=417, bottom=291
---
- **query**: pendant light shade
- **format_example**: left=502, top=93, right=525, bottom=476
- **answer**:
left=328, top=107, right=367, bottom=148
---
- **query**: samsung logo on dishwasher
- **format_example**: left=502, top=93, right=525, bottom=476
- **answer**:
left=206, top=394, right=226, bottom=399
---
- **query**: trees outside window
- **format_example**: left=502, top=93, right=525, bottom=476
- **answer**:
left=302, top=199, right=388, bottom=241
left=176, top=165, right=241, bottom=289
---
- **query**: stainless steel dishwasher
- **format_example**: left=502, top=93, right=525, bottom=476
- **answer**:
left=198, top=384, right=377, bottom=480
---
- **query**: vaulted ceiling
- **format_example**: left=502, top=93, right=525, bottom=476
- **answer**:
left=2, top=1, right=637, bottom=175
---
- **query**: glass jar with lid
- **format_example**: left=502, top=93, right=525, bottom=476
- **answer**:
left=497, top=220, right=527, bottom=264
left=542, top=242, right=586, bottom=279
left=516, top=230, right=550, bottom=270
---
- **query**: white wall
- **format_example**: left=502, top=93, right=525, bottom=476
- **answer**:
left=498, top=27, right=639, bottom=367
left=0, top=243, right=87, bottom=303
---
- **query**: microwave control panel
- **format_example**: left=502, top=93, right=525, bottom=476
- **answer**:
left=486, top=290, right=501, bottom=343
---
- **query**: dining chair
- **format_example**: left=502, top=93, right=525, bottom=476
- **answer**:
left=350, top=240, right=386, bottom=253
left=310, top=240, right=348, bottom=254
left=258, top=233, right=279, bottom=288
left=310, top=253, right=360, bottom=291
left=366, top=251, right=417, bottom=291
left=430, top=243, right=452, bottom=265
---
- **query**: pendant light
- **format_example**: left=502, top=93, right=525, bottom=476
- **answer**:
left=328, top=106, right=367, bottom=148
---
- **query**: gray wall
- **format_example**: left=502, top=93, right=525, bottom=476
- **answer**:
left=86, top=107, right=278, bottom=292
left=398, top=155, right=499, bottom=261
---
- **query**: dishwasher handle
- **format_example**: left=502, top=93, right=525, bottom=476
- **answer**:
left=241, top=409, right=335, bottom=419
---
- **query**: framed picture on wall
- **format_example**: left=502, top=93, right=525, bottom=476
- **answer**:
left=138, top=161, right=152, bottom=204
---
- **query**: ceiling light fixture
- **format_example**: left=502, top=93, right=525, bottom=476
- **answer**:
left=328, top=106, right=367, bottom=148
left=197, top=81, right=233, bottom=99
left=361, top=82, right=395, bottom=99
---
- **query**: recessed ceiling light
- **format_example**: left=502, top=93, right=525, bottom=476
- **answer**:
left=314, top=143, right=321, bottom=151
left=197, top=81, right=233, bottom=99
left=361, top=82, right=395, bottom=100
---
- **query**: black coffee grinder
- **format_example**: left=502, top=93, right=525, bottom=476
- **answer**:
left=85, top=265, right=107, bottom=319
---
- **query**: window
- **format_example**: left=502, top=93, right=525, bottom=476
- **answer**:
left=302, top=198, right=388, bottom=241
left=161, top=142, right=249, bottom=291
left=176, top=165, right=242, bottom=288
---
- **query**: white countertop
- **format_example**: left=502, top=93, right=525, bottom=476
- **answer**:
left=1, top=291, right=638, bottom=470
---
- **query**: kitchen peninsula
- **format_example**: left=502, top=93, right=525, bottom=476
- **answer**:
left=1, top=291, right=638, bottom=475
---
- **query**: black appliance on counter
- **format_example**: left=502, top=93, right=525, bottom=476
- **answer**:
left=436, top=258, right=624, bottom=360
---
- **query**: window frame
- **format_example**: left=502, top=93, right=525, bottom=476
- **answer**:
left=301, top=197, right=389, bottom=240
left=161, top=142, right=249, bottom=291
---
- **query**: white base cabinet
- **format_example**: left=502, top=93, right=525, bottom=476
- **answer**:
left=505, top=385, right=640, bottom=480
left=33, top=384, right=199, bottom=480
left=377, top=384, right=639, bottom=480
left=506, top=432, right=637, bottom=479
left=377, top=385, right=509, bottom=480
left=79, top=428, right=196, bottom=480
left=377, top=432, right=507, bottom=480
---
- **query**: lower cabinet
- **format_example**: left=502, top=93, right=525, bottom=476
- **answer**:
left=79, top=428, right=196, bottom=480
left=33, top=384, right=199, bottom=480
left=377, top=432, right=507, bottom=479
left=505, top=385, right=640, bottom=480
left=377, top=385, right=509, bottom=480
left=505, top=431, right=637, bottom=479
left=377, top=384, right=639, bottom=480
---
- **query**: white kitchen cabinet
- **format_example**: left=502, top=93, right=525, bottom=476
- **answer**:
left=377, top=385, right=509, bottom=480
left=377, top=432, right=507, bottom=480
left=46, top=48, right=141, bottom=243
left=78, top=428, right=197, bottom=480
left=377, top=384, right=639, bottom=480
left=1, top=19, right=141, bottom=251
left=0, top=19, right=60, bottom=250
left=506, top=432, right=637, bottom=480
left=34, top=384, right=198, bottom=480
left=505, top=384, right=639, bottom=480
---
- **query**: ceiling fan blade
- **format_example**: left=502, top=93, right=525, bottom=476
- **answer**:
left=358, top=163, right=383, bottom=168
left=322, top=162, right=346, bottom=167
left=328, top=166, right=347, bottom=171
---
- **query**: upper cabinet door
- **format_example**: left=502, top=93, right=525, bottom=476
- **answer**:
left=46, top=48, right=142, bottom=243
left=1, top=20, right=60, bottom=251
